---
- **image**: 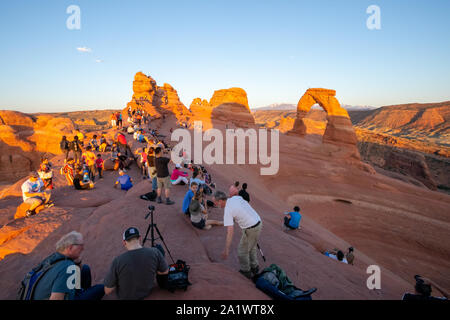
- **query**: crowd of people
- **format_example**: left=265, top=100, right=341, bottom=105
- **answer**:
left=17, top=107, right=448, bottom=301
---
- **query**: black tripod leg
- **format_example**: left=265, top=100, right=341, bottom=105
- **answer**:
left=142, top=222, right=152, bottom=246
left=153, top=224, right=175, bottom=264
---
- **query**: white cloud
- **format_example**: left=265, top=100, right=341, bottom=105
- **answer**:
left=95, top=59, right=103, bottom=63
left=77, top=47, right=92, bottom=53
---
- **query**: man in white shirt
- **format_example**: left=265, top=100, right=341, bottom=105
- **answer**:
left=21, top=171, right=52, bottom=217
left=213, top=190, right=262, bottom=279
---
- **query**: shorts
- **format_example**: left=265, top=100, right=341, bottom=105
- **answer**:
left=191, top=219, right=206, bottom=230
left=24, top=196, right=44, bottom=205
left=157, top=176, right=171, bottom=190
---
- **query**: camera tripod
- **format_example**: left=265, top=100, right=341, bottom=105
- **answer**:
left=142, top=205, right=175, bottom=264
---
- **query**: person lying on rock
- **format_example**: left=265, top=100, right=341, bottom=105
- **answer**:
left=283, top=206, right=302, bottom=231
left=323, top=248, right=348, bottom=264
left=213, top=190, right=263, bottom=280
left=30, top=231, right=105, bottom=300
left=104, top=227, right=169, bottom=300
left=73, top=166, right=94, bottom=190
left=21, top=171, right=52, bottom=217
left=114, top=169, right=133, bottom=191
left=189, top=189, right=223, bottom=230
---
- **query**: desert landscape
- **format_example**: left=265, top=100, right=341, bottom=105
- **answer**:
left=0, top=72, right=449, bottom=300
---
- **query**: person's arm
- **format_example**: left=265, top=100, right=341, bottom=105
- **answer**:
left=49, top=292, right=66, bottom=300
left=221, top=226, right=234, bottom=260
left=104, top=286, right=115, bottom=295
left=421, top=277, right=449, bottom=298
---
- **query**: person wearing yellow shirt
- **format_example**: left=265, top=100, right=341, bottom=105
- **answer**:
left=82, top=146, right=97, bottom=182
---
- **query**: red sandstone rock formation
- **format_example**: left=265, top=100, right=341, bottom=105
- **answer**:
left=0, top=111, right=75, bottom=182
left=125, top=72, right=191, bottom=124
left=289, top=89, right=358, bottom=146
left=190, top=87, right=255, bottom=130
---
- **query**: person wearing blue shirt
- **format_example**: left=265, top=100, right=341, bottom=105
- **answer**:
left=283, top=206, right=301, bottom=230
left=114, top=170, right=133, bottom=191
left=182, top=182, right=198, bottom=215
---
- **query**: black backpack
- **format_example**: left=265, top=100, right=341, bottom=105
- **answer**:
left=140, top=190, right=157, bottom=201
left=166, top=260, right=191, bottom=292
left=17, top=253, right=68, bottom=300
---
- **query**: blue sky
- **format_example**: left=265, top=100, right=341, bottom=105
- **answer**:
left=0, top=0, right=449, bottom=113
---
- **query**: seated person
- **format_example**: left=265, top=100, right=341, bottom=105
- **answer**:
left=283, top=206, right=302, bottom=230
left=104, top=227, right=169, bottom=300
left=31, top=231, right=104, bottom=300
left=189, top=190, right=223, bottom=230
left=324, top=248, right=348, bottom=264
left=90, top=135, right=99, bottom=151
left=346, top=247, right=355, bottom=265
left=127, top=126, right=135, bottom=134
left=182, top=182, right=198, bottom=215
left=402, top=275, right=448, bottom=301
left=73, top=166, right=94, bottom=190
left=114, top=170, right=133, bottom=191
left=21, top=171, right=52, bottom=217
left=171, top=164, right=189, bottom=185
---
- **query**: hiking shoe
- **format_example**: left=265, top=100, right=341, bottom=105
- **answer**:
left=251, top=266, right=259, bottom=275
left=239, top=270, right=253, bottom=279
left=157, top=197, right=162, bottom=204
left=166, top=198, right=175, bottom=205
left=44, top=203, right=54, bottom=208
left=26, top=210, right=35, bottom=218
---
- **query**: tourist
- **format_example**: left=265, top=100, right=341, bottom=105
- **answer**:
left=21, top=171, right=52, bottom=217
left=117, top=112, right=123, bottom=129
left=170, top=164, right=189, bottom=185
left=146, top=147, right=158, bottom=192
left=238, top=183, right=250, bottom=202
left=182, top=182, right=198, bottom=216
left=73, top=166, right=94, bottom=190
left=229, top=181, right=239, bottom=197
left=82, top=146, right=97, bottom=182
left=60, top=158, right=75, bottom=186
left=323, top=249, right=348, bottom=264
left=99, top=134, right=109, bottom=152
left=139, top=147, right=148, bottom=178
left=38, top=158, right=54, bottom=190
left=96, top=154, right=104, bottom=179
left=402, top=275, right=448, bottom=300
left=114, top=170, right=133, bottom=191
left=104, top=227, right=169, bottom=300
left=111, top=112, right=117, bottom=128
left=75, top=130, right=85, bottom=147
left=60, top=136, right=70, bottom=161
left=283, top=206, right=302, bottom=230
left=346, top=247, right=355, bottom=265
left=213, top=191, right=263, bottom=279
left=31, top=231, right=105, bottom=300
left=71, top=135, right=83, bottom=164
left=154, top=147, right=174, bottom=205
left=189, top=189, right=223, bottom=230
left=90, top=135, right=99, bottom=151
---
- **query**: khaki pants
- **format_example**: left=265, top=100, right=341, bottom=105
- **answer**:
left=237, top=222, right=262, bottom=272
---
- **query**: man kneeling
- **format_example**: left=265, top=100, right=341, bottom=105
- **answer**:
left=104, top=227, right=169, bottom=300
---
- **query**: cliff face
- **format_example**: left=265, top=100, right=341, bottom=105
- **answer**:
left=189, top=87, right=255, bottom=130
left=0, top=111, right=75, bottom=182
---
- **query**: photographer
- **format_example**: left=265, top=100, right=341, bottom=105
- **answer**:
left=402, top=275, right=448, bottom=300
left=104, top=227, right=169, bottom=300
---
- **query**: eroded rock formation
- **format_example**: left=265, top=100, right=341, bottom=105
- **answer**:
left=190, top=87, right=255, bottom=130
left=289, top=89, right=358, bottom=146
left=125, top=72, right=191, bottom=124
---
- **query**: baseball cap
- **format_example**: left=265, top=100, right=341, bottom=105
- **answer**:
left=175, top=163, right=181, bottom=168
left=123, top=227, right=140, bottom=241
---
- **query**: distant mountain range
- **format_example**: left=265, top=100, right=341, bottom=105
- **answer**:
left=252, top=103, right=376, bottom=111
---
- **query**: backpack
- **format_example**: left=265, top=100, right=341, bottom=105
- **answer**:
left=140, top=190, right=157, bottom=201
left=60, top=139, right=69, bottom=150
left=254, top=264, right=317, bottom=301
left=167, top=260, right=191, bottom=292
left=17, top=253, right=68, bottom=300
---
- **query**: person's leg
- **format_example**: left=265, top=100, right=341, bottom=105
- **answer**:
left=27, top=198, right=43, bottom=212
left=247, top=223, right=262, bottom=272
left=284, top=216, right=291, bottom=228
left=157, top=178, right=163, bottom=202
left=164, top=177, right=174, bottom=204
left=98, top=167, right=103, bottom=179
left=205, top=219, right=223, bottom=227
left=152, top=176, right=157, bottom=191
left=237, top=229, right=251, bottom=273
